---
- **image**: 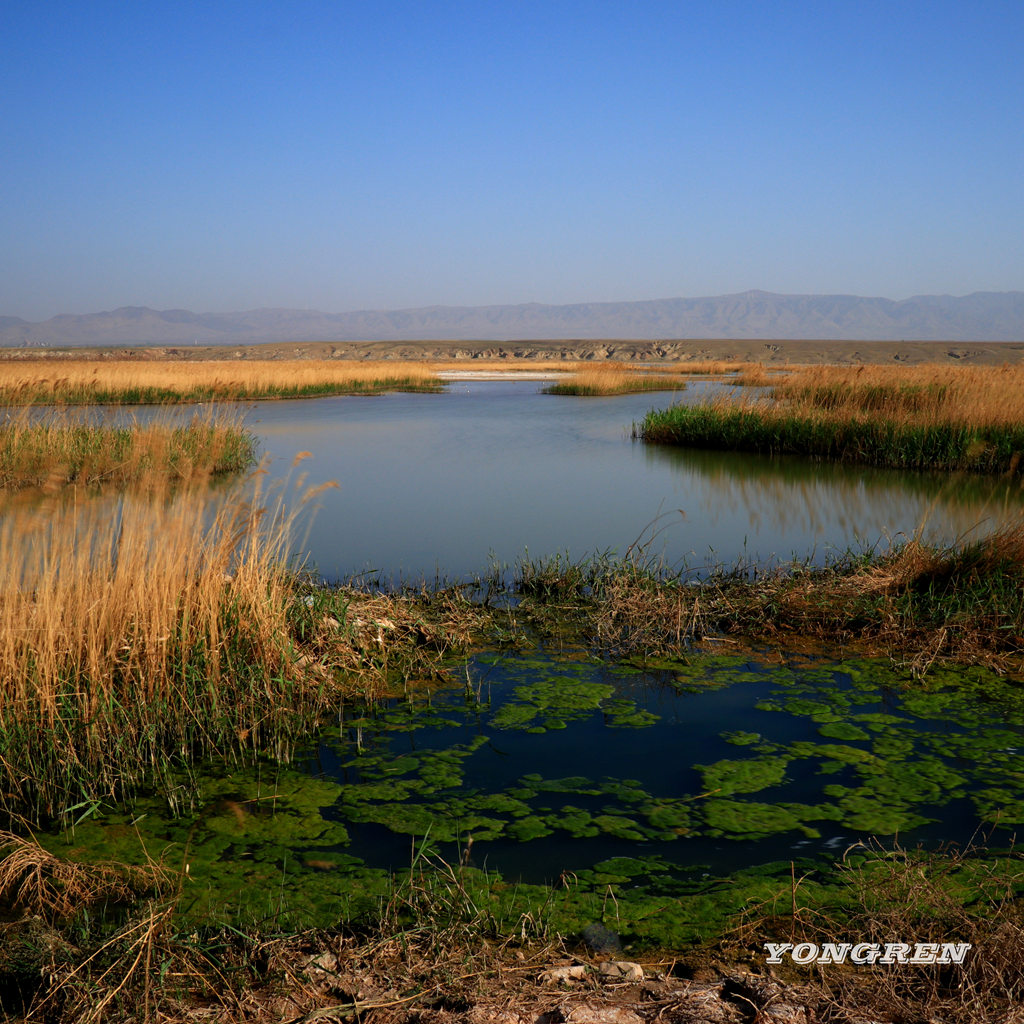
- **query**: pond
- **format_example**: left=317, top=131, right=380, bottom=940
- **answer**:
left=248, top=379, right=1024, bottom=583
left=49, top=645, right=1024, bottom=943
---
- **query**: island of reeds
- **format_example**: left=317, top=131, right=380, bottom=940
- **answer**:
left=541, top=358, right=772, bottom=395
left=0, top=408, right=256, bottom=491
left=637, top=363, right=1024, bottom=475
left=543, top=361, right=691, bottom=395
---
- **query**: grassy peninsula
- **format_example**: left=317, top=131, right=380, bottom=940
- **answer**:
left=0, top=358, right=442, bottom=404
left=638, top=363, right=1024, bottom=475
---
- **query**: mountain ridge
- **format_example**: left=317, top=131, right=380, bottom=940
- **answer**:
left=3, top=290, right=1023, bottom=346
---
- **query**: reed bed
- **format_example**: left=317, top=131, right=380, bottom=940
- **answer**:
left=0, top=458, right=488, bottom=825
left=671, top=358, right=772, bottom=376
left=0, top=408, right=255, bottom=491
left=0, top=471, right=321, bottom=821
left=0, top=359, right=442, bottom=404
left=427, top=358, right=574, bottom=374
left=638, top=363, right=1024, bottom=474
left=776, top=362, right=1024, bottom=424
left=543, top=361, right=690, bottom=396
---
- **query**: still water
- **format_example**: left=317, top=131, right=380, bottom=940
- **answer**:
left=34, top=381, right=1024, bottom=936
left=246, top=379, right=1024, bottom=582
left=56, top=645, right=1024, bottom=937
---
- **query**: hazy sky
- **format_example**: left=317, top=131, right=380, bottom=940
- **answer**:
left=2, top=1, right=1022, bottom=321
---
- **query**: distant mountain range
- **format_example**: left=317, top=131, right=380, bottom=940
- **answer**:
left=2, top=290, right=1023, bottom=347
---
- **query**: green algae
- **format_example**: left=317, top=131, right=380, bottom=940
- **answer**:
left=40, top=767, right=375, bottom=928
left=817, top=721, right=871, bottom=741
left=702, top=799, right=837, bottom=839
left=722, top=730, right=764, bottom=746
left=26, top=645, right=1024, bottom=945
left=698, top=756, right=791, bottom=796
left=323, top=649, right=1024, bottom=848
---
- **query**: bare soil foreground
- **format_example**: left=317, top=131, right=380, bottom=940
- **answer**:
left=5, top=337, right=1024, bottom=365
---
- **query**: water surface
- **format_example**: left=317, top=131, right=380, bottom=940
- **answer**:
left=246, top=380, right=1024, bottom=581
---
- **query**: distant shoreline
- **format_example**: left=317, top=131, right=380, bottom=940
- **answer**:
left=3, top=337, right=1024, bottom=365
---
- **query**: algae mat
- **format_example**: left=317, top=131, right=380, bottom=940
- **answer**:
left=42, top=648, right=1024, bottom=944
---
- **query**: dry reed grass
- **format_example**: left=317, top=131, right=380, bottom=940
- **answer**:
left=427, top=358, right=574, bottom=374
left=0, top=452, right=490, bottom=822
left=773, top=362, right=1024, bottom=428
left=0, top=461, right=345, bottom=819
left=518, top=516, right=1024, bottom=673
left=0, top=831, right=167, bottom=920
left=673, top=358, right=772, bottom=376
left=741, top=838, right=1024, bottom=1024
left=0, top=407, right=254, bottom=491
left=544, top=361, right=691, bottom=396
left=640, top=362, right=1024, bottom=476
left=0, top=359, right=441, bottom=404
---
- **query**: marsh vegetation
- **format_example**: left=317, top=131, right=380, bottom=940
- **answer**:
left=2, top=361, right=1024, bottom=1021
left=640, top=363, right=1024, bottom=475
left=0, top=408, right=255, bottom=491
left=0, top=358, right=442, bottom=404
left=543, top=361, right=692, bottom=396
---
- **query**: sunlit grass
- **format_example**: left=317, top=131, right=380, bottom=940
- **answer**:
left=0, top=456, right=488, bottom=825
left=0, top=408, right=255, bottom=491
left=543, top=361, right=690, bottom=396
left=638, top=363, right=1024, bottom=474
left=0, top=358, right=443, bottom=404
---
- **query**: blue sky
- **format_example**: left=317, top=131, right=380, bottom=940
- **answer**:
left=2, top=1, right=1022, bottom=320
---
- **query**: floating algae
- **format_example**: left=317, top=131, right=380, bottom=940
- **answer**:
left=28, top=646, right=1024, bottom=943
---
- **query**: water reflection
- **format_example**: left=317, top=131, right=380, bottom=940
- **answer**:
left=642, top=443, right=1024, bottom=561
left=246, top=381, right=1024, bottom=581
left=4, top=381, right=1022, bottom=582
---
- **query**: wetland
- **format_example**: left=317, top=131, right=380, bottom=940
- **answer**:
left=3, top=364, right=1024, bottom=1020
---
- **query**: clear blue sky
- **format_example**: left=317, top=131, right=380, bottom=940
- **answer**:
left=2, top=0, right=1022, bottom=320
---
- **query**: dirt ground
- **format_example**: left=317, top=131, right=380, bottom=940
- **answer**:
left=6, top=337, right=1024, bottom=366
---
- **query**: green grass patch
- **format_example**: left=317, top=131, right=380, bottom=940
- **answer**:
left=637, top=403, right=1024, bottom=475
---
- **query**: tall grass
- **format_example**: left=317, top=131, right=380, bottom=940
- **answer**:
left=638, top=363, right=1024, bottom=474
left=543, top=361, right=690, bottom=396
left=0, top=465, right=344, bottom=823
left=0, top=457, right=490, bottom=825
left=0, top=408, right=255, bottom=491
left=0, top=359, right=442, bottom=404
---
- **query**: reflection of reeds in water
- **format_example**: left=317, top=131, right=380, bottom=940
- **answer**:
left=0, top=358, right=442, bottom=404
left=642, top=442, right=1024, bottom=549
left=0, top=407, right=255, bottom=491
left=0, top=463, right=336, bottom=822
